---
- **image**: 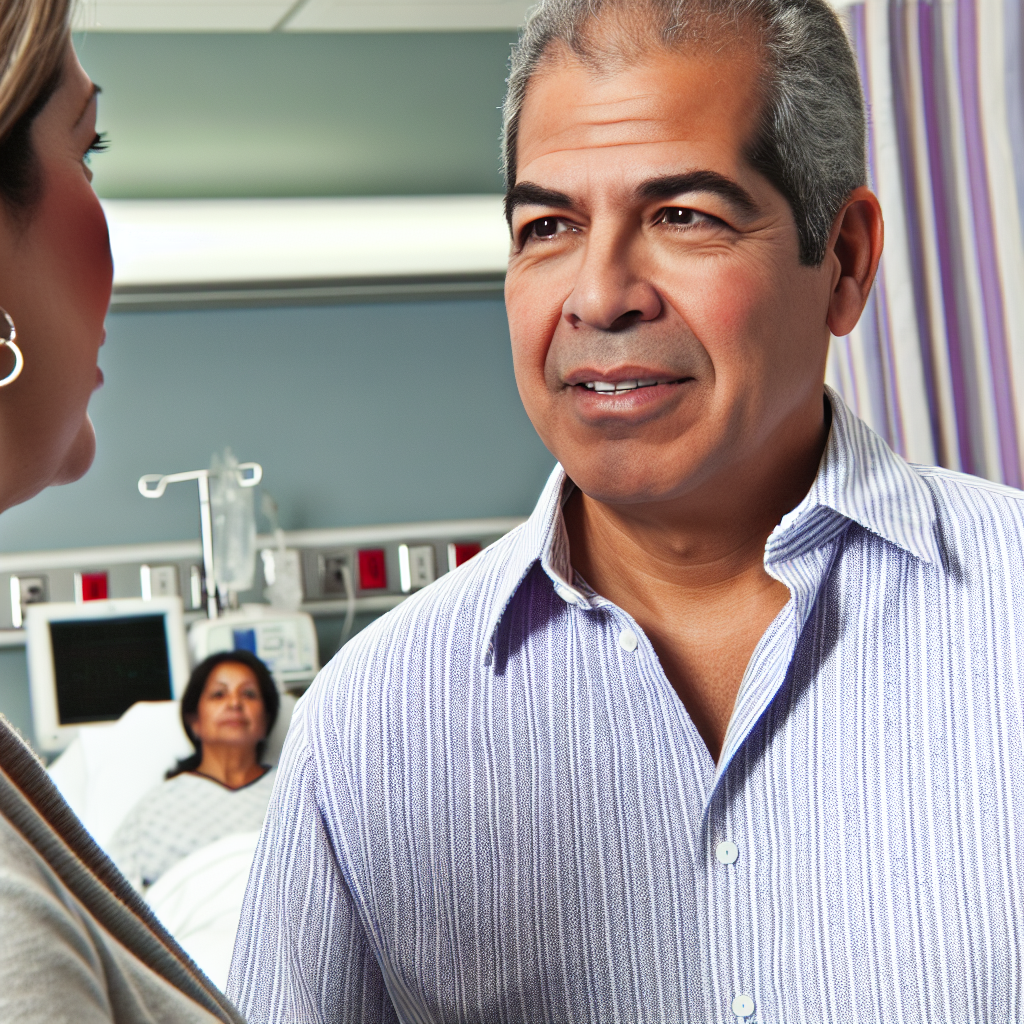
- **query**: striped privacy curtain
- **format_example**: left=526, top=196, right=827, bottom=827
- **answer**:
left=827, top=0, right=1024, bottom=486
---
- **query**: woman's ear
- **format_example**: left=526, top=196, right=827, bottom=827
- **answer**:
left=825, top=186, right=884, bottom=338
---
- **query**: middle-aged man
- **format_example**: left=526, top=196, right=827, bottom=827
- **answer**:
left=229, top=1, right=1024, bottom=1021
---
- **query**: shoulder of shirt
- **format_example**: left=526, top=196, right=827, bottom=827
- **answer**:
left=911, top=462, right=1024, bottom=509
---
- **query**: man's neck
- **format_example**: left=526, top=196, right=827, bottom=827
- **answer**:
left=563, top=404, right=829, bottom=761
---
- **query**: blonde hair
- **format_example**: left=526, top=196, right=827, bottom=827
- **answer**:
left=0, top=0, right=71, bottom=145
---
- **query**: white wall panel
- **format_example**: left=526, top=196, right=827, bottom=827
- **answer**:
left=74, top=0, right=296, bottom=31
left=73, top=0, right=531, bottom=31
left=283, top=0, right=531, bottom=31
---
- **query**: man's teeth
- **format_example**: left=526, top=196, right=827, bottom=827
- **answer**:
left=582, top=378, right=665, bottom=393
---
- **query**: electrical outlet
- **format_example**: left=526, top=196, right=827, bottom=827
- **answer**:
left=358, top=549, right=387, bottom=590
left=448, top=542, right=482, bottom=572
left=9, top=575, right=47, bottom=628
left=320, top=553, right=350, bottom=596
left=399, top=544, right=435, bottom=592
left=140, top=564, right=179, bottom=599
left=75, top=571, right=108, bottom=602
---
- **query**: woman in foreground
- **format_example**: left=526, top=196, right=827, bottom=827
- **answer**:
left=0, top=1, right=242, bottom=1020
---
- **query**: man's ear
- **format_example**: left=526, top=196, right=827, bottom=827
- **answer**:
left=824, top=186, right=884, bottom=338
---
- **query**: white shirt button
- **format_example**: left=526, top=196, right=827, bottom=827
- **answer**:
left=716, top=840, right=739, bottom=865
left=554, top=584, right=578, bottom=606
left=618, top=628, right=638, bottom=652
left=731, top=993, right=755, bottom=1018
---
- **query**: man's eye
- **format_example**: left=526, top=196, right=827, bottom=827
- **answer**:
left=528, top=217, right=562, bottom=239
left=658, top=207, right=718, bottom=228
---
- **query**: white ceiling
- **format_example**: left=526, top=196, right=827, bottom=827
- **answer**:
left=73, top=0, right=534, bottom=32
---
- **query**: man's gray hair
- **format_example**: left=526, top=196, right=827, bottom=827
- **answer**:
left=502, top=0, right=866, bottom=266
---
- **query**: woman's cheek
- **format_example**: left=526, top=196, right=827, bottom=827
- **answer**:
left=39, top=169, right=113, bottom=327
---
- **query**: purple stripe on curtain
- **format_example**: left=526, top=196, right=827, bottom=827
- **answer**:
left=958, top=0, right=1020, bottom=486
left=889, top=0, right=943, bottom=459
left=1006, top=0, right=1024, bottom=223
left=851, top=3, right=904, bottom=452
left=919, top=1, right=974, bottom=475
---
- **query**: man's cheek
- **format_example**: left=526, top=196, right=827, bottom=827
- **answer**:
left=672, top=264, right=772, bottom=362
left=508, top=295, right=561, bottom=381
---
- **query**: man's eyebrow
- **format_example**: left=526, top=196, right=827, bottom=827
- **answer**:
left=504, top=182, right=574, bottom=224
left=635, top=171, right=757, bottom=216
left=74, top=84, right=101, bottom=128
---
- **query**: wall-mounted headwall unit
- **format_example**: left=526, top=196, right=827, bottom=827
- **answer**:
left=0, top=517, right=523, bottom=644
left=75, top=0, right=533, bottom=32
left=104, top=195, right=509, bottom=310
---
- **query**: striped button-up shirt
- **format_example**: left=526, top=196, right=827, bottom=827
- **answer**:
left=229, top=389, right=1024, bottom=1024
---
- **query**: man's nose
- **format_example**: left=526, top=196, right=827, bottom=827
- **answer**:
left=561, top=230, right=662, bottom=331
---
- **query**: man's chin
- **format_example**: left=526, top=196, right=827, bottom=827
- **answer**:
left=51, top=417, right=97, bottom=486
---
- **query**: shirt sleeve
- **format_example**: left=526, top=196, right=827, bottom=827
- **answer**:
left=226, top=704, right=398, bottom=1024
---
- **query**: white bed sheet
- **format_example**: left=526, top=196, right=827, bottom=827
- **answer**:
left=145, top=830, right=261, bottom=991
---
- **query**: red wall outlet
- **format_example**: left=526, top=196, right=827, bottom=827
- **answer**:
left=358, top=549, right=387, bottom=590
left=448, top=542, right=482, bottom=570
left=79, top=572, right=108, bottom=602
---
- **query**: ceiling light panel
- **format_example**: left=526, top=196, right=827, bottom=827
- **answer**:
left=103, top=195, right=510, bottom=287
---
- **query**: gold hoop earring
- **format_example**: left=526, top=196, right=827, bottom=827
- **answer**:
left=0, top=309, right=24, bottom=388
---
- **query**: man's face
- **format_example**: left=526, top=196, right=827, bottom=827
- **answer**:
left=505, top=40, right=836, bottom=507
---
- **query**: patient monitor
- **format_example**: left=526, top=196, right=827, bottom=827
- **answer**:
left=188, top=605, right=319, bottom=690
left=26, top=597, right=190, bottom=752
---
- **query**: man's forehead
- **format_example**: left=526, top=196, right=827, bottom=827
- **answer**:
left=515, top=41, right=764, bottom=180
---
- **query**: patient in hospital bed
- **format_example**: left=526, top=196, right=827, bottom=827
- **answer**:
left=109, top=650, right=280, bottom=892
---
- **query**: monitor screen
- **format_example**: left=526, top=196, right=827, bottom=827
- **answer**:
left=50, top=614, right=174, bottom=725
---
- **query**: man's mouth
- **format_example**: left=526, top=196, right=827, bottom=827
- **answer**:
left=577, top=377, right=685, bottom=393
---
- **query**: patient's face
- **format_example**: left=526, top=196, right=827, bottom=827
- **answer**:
left=504, top=38, right=836, bottom=507
left=0, top=44, right=111, bottom=512
left=191, top=662, right=268, bottom=752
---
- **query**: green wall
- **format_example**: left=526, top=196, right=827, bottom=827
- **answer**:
left=74, top=32, right=516, bottom=199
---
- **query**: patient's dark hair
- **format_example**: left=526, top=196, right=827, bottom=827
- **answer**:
left=166, top=650, right=280, bottom=779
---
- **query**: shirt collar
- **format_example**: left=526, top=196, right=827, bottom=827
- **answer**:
left=772, top=386, right=942, bottom=566
left=482, top=387, right=941, bottom=664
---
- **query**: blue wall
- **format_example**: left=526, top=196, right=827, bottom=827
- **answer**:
left=0, top=299, right=554, bottom=551
left=0, top=298, right=555, bottom=743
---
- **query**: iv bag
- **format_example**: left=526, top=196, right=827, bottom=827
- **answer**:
left=210, top=447, right=256, bottom=596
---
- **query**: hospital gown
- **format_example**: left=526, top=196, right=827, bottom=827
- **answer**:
left=108, top=769, right=275, bottom=890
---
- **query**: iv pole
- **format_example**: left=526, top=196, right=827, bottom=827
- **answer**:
left=138, top=463, right=263, bottom=620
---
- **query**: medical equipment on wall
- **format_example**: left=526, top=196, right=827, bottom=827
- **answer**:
left=25, top=597, right=190, bottom=752
left=187, top=605, right=319, bottom=689
left=138, top=455, right=262, bottom=618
